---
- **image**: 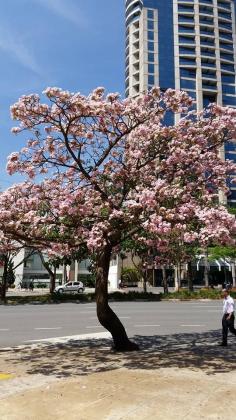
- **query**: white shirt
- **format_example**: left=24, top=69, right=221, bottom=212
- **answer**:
left=223, top=295, right=235, bottom=315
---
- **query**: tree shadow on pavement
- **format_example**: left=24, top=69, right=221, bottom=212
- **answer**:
left=2, top=329, right=236, bottom=378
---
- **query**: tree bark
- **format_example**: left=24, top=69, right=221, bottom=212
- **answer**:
left=96, top=245, right=139, bottom=351
left=38, top=252, right=56, bottom=294
left=174, top=265, right=179, bottom=291
left=143, top=267, right=147, bottom=293
left=49, top=266, right=56, bottom=294
left=0, top=256, right=9, bottom=301
left=187, top=262, right=194, bottom=292
left=203, top=252, right=209, bottom=288
left=162, top=266, right=168, bottom=294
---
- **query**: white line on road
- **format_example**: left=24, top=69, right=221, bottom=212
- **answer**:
left=0, top=329, right=10, bottom=331
left=134, top=324, right=160, bottom=327
left=86, top=326, right=104, bottom=329
left=34, top=327, right=62, bottom=330
left=180, top=324, right=205, bottom=327
left=79, top=311, right=95, bottom=314
left=89, top=316, right=130, bottom=320
left=119, top=317, right=131, bottom=319
left=183, top=304, right=220, bottom=307
left=24, top=332, right=111, bottom=344
left=207, top=310, right=219, bottom=312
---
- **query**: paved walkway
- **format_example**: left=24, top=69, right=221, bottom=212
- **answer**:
left=0, top=332, right=236, bottom=419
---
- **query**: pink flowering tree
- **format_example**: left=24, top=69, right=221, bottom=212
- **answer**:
left=1, top=86, right=236, bottom=350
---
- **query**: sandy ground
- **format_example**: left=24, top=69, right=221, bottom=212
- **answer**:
left=0, top=331, right=236, bottom=420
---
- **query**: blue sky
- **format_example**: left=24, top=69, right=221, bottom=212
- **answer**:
left=0, top=0, right=124, bottom=188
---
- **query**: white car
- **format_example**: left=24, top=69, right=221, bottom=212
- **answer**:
left=55, top=281, right=85, bottom=294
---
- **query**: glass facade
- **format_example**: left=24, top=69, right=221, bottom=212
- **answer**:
left=125, top=0, right=236, bottom=205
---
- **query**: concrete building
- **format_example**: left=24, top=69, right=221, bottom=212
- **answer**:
left=125, top=0, right=236, bottom=204
left=5, top=250, right=120, bottom=290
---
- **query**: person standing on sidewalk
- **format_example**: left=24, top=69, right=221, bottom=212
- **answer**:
left=220, top=289, right=236, bottom=346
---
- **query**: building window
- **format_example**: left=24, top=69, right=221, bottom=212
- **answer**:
left=148, top=31, right=154, bottom=41
left=203, top=94, right=216, bottom=107
left=222, top=95, right=236, bottom=106
left=148, top=41, right=154, bottom=51
left=148, top=75, right=155, bottom=85
left=148, top=52, right=154, bottom=62
left=222, top=85, right=235, bottom=95
left=180, top=68, right=196, bottom=78
left=148, top=63, right=155, bottom=73
left=221, top=74, right=235, bottom=84
left=147, top=10, right=154, bottom=19
left=180, top=79, right=196, bottom=90
left=147, top=20, right=154, bottom=30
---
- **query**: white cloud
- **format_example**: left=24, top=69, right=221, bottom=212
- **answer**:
left=35, top=0, right=88, bottom=27
left=0, top=26, right=40, bottom=74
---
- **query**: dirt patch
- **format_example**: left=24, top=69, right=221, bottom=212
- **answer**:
left=0, top=368, right=235, bottom=420
left=0, top=331, right=236, bottom=419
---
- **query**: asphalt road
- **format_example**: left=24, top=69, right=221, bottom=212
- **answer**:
left=0, top=300, right=225, bottom=348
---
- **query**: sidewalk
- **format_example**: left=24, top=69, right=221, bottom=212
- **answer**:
left=0, top=331, right=236, bottom=419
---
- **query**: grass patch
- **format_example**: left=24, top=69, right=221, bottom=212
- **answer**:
left=161, top=288, right=236, bottom=300
left=109, top=291, right=161, bottom=301
left=0, top=293, right=95, bottom=305
left=1, top=291, right=161, bottom=305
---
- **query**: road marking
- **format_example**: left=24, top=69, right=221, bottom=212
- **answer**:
left=180, top=324, right=205, bottom=327
left=183, top=305, right=220, bottom=308
left=0, top=373, right=13, bottom=381
left=79, top=311, right=95, bottom=314
left=134, top=324, right=160, bottom=327
left=34, top=327, right=62, bottom=330
left=195, top=306, right=220, bottom=308
left=86, top=326, right=103, bottom=329
left=89, top=316, right=130, bottom=320
left=207, top=310, right=219, bottom=312
left=0, top=329, right=10, bottom=331
left=88, top=316, right=133, bottom=320
left=24, top=332, right=111, bottom=344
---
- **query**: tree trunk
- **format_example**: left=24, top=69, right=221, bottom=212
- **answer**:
left=162, top=266, right=168, bottom=294
left=187, top=262, right=194, bottom=292
left=38, top=252, right=56, bottom=294
left=49, top=266, right=56, bottom=294
left=203, top=252, right=209, bottom=288
left=0, top=256, right=8, bottom=301
left=143, top=268, right=147, bottom=293
left=174, top=265, right=179, bottom=291
left=39, top=251, right=56, bottom=294
left=96, top=245, right=139, bottom=351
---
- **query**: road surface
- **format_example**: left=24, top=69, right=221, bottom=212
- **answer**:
left=0, top=300, right=224, bottom=348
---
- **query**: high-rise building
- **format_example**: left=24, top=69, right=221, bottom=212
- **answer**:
left=125, top=0, right=236, bottom=204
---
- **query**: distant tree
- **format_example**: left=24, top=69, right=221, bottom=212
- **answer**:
left=0, top=237, right=36, bottom=300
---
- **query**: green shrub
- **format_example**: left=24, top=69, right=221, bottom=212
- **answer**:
left=78, top=274, right=96, bottom=288
left=121, top=267, right=140, bottom=285
left=162, top=288, right=223, bottom=300
left=109, top=291, right=161, bottom=301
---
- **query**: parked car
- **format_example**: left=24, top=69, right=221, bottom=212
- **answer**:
left=55, top=281, right=84, bottom=294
